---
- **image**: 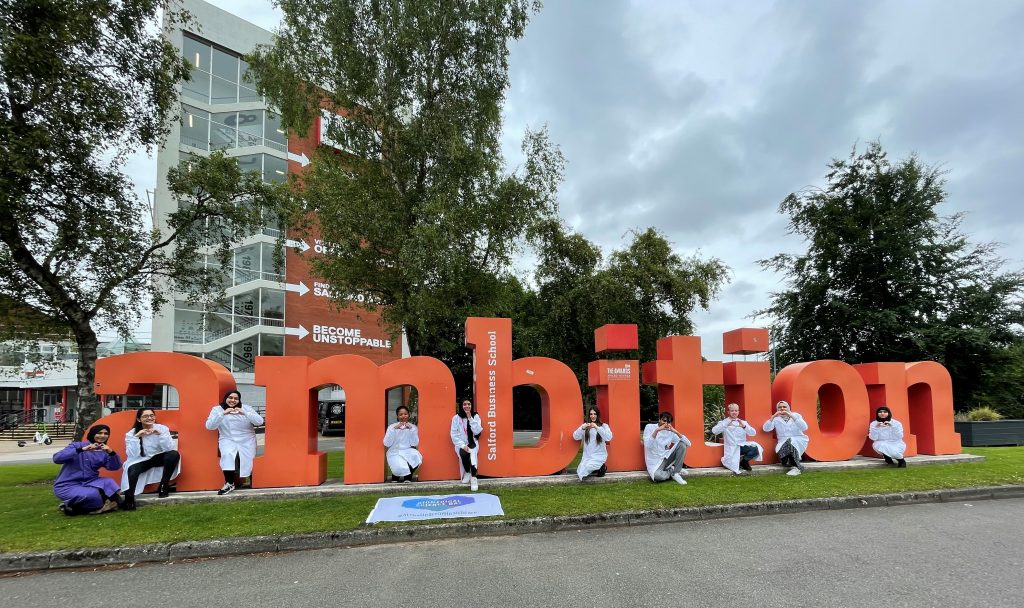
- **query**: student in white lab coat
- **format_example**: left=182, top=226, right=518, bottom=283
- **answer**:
left=642, top=412, right=690, bottom=485
left=869, top=405, right=907, bottom=468
left=384, top=404, right=422, bottom=482
left=711, top=403, right=763, bottom=474
left=120, top=408, right=180, bottom=510
left=205, top=390, right=264, bottom=495
left=450, top=399, right=483, bottom=491
left=572, top=405, right=613, bottom=480
left=762, top=400, right=809, bottom=476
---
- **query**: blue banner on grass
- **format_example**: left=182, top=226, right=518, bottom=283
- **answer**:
left=366, top=493, right=504, bottom=523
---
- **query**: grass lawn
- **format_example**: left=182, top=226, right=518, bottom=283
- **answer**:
left=1, top=447, right=1020, bottom=553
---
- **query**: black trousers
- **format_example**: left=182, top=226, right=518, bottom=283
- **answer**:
left=459, top=448, right=477, bottom=476
left=127, top=450, right=180, bottom=493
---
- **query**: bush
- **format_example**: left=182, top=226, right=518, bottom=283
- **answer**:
left=966, top=406, right=1005, bottom=421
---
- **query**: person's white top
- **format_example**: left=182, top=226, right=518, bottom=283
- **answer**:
left=868, top=419, right=906, bottom=460
left=450, top=414, right=483, bottom=450
left=642, top=423, right=691, bottom=478
left=762, top=412, right=810, bottom=457
left=384, top=422, right=422, bottom=476
left=120, top=423, right=180, bottom=492
left=572, top=423, right=613, bottom=479
left=711, top=417, right=763, bottom=473
left=205, top=404, right=264, bottom=476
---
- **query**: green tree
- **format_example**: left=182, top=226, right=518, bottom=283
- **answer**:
left=249, top=0, right=561, bottom=388
left=0, top=1, right=295, bottom=432
left=758, top=142, right=1024, bottom=414
left=516, top=224, right=729, bottom=422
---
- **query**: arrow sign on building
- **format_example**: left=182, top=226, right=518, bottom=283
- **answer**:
left=285, top=325, right=309, bottom=340
left=285, top=281, right=310, bottom=296
left=285, top=239, right=310, bottom=252
left=287, top=151, right=310, bottom=167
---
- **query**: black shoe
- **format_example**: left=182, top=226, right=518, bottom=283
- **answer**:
left=897, top=459, right=907, bottom=468
left=58, top=502, right=73, bottom=516
left=122, top=492, right=136, bottom=511
left=390, top=475, right=401, bottom=483
left=596, top=464, right=607, bottom=477
left=740, top=460, right=752, bottom=472
left=217, top=482, right=235, bottom=496
left=158, top=483, right=170, bottom=498
left=883, top=455, right=894, bottom=465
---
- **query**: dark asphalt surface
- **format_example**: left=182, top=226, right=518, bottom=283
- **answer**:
left=3, top=497, right=1021, bottom=607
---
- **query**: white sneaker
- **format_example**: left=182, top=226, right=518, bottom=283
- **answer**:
left=470, top=477, right=479, bottom=491
left=671, top=473, right=687, bottom=485
left=786, top=468, right=801, bottom=476
left=461, top=473, right=470, bottom=484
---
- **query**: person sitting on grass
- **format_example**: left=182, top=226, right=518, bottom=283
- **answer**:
left=642, top=411, right=690, bottom=485
left=762, top=400, right=809, bottom=476
left=573, top=405, right=613, bottom=480
left=52, top=424, right=123, bottom=515
left=869, top=405, right=907, bottom=468
left=711, top=403, right=763, bottom=474
left=384, top=404, right=422, bottom=482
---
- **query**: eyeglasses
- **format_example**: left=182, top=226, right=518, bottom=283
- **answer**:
left=140, top=414, right=156, bottom=419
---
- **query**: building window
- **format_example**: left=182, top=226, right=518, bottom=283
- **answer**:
left=181, top=34, right=263, bottom=106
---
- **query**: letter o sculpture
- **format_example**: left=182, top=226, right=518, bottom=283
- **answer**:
left=772, top=360, right=871, bottom=462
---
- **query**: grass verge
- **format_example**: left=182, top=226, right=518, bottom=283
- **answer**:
left=1, top=447, right=1020, bottom=553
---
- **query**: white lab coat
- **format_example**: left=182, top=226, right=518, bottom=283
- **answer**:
left=450, top=414, right=483, bottom=475
left=869, top=420, right=906, bottom=459
left=205, top=404, right=264, bottom=477
left=762, top=412, right=810, bottom=457
left=572, top=423, right=613, bottom=480
left=383, top=422, right=422, bottom=476
left=711, top=417, right=763, bottom=473
left=120, top=424, right=180, bottom=492
left=642, top=423, right=691, bottom=479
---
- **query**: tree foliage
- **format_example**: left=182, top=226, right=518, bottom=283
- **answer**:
left=0, top=1, right=295, bottom=430
left=249, top=0, right=561, bottom=384
left=758, top=142, right=1024, bottom=414
left=515, top=223, right=729, bottom=422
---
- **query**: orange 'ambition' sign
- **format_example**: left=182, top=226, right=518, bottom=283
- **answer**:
left=89, top=320, right=960, bottom=490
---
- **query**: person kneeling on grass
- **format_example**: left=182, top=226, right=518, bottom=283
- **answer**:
left=384, top=405, right=422, bottom=482
left=642, top=412, right=690, bottom=485
left=573, top=405, right=613, bottom=480
left=711, top=403, right=763, bottom=474
left=762, top=400, right=809, bottom=476
left=52, top=424, right=123, bottom=515
left=869, top=406, right=907, bottom=468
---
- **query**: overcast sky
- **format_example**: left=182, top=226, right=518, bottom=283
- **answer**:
left=134, top=0, right=1024, bottom=361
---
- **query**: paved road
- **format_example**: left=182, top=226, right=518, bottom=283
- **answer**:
left=3, top=498, right=1021, bottom=607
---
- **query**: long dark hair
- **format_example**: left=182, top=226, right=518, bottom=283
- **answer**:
left=220, top=390, right=242, bottom=410
left=584, top=406, right=605, bottom=444
left=875, top=406, right=892, bottom=423
left=131, top=408, right=155, bottom=434
left=456, top=399, right=477, bottom=419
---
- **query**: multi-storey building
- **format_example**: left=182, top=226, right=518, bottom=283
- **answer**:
left=152, top=0, right=405, bottom=408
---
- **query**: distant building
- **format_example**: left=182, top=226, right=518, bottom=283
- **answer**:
left=0, top=340, right=153, bottom=426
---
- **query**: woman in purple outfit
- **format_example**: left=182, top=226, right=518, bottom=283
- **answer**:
left=52, top=425, right=123, bottom=515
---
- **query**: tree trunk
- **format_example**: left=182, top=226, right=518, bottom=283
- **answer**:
left=73, top=329, right=101, bottom=437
